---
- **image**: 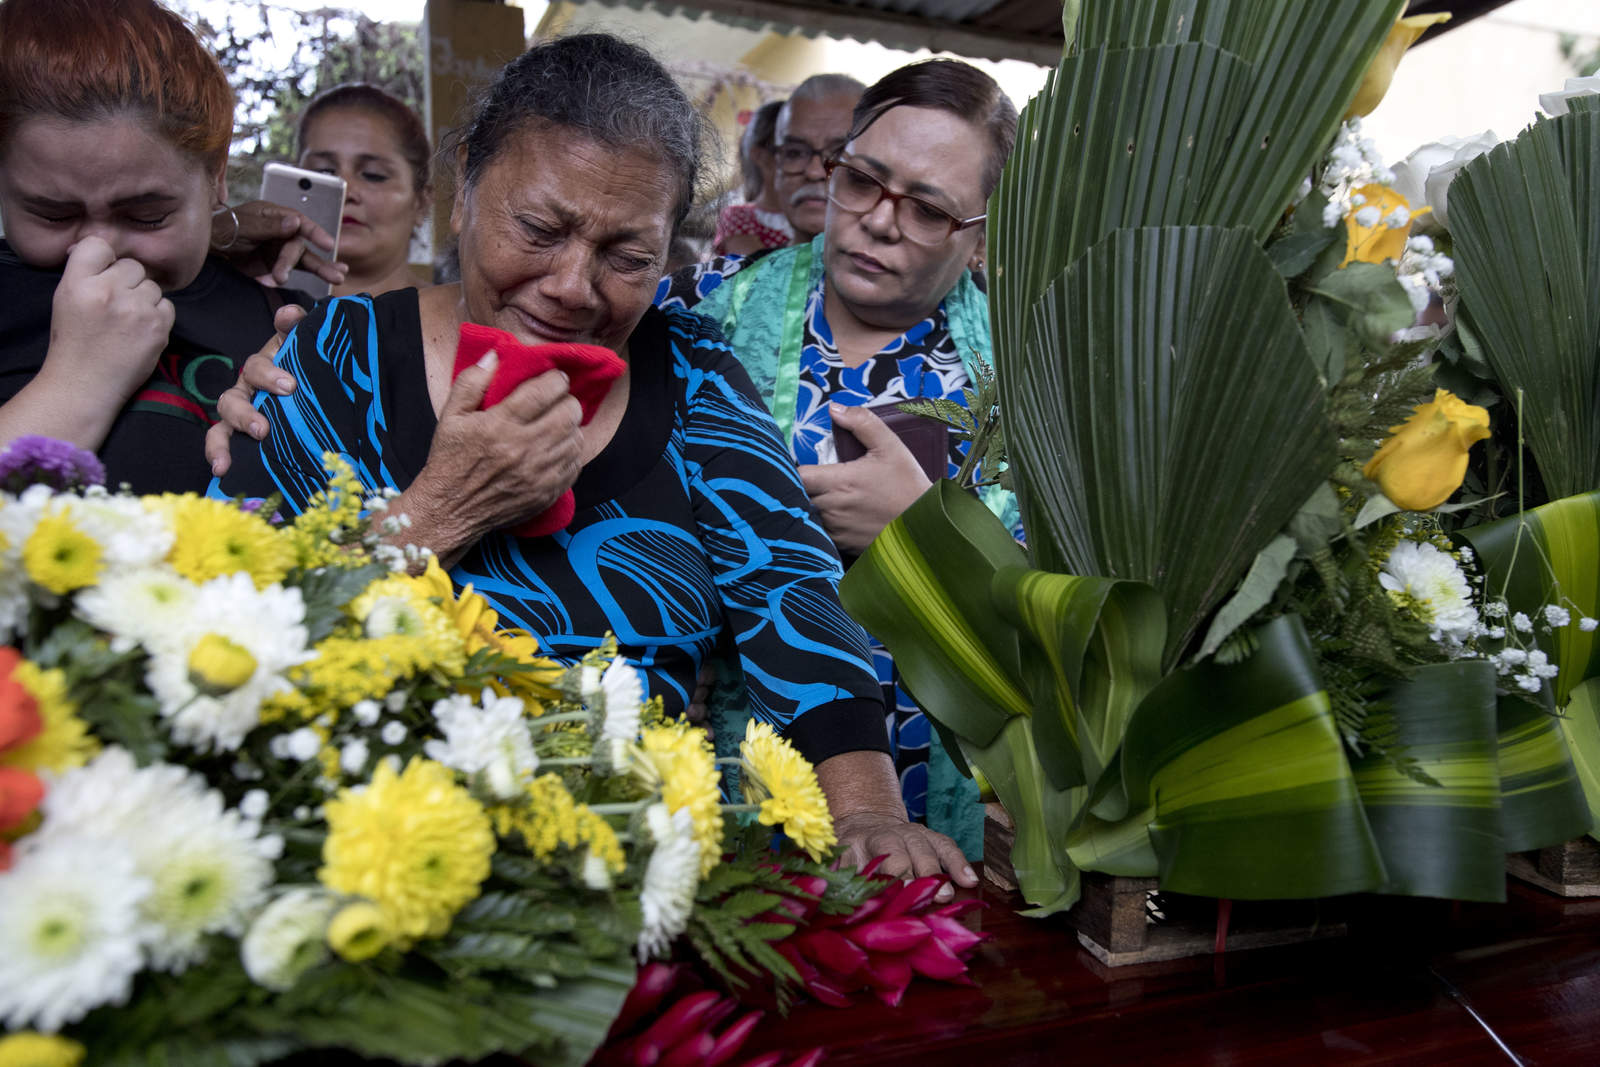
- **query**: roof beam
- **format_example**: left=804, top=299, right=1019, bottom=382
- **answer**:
left=649, top=0, right=1064, bottom=66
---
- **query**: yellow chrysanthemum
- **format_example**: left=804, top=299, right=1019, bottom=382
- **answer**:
left=493, top=774, right=626, bottom=874
left=0, top=1031, right=85, bottom=1067
left=319, top=757, right=494, bottom=944
left=263, top=632, right=442, bottom=723
left=155, top=495, right=293, bottom=589
left=740, top=721, right=836, bottom=862
left=406, top=557, right=563, bottom=701
left=280, top=453, right=369, bottom=569
left=0, top=662, right=96, bottom=774
left=327, top=899, right=390, bottom=961
left=634, top=724, right=722, bottom=876
left=348, top=575, right=466, bottom=675
left=21, top=511, right=101, bottom=595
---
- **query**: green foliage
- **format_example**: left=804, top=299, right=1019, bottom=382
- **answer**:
left=685, top=839, right=889, bottom=1009
left=1450, top=104, right=1600, bottom=501
left=293, top=561, right=391, bottom=644
left=28, top=618, right=169, bottom=763
left=897, top=357, right=1008, bottom=492
left=171, top=3, right=424, bottom=201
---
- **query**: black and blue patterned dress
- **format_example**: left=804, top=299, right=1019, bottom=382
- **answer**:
left=215, top=290, right=890, bottom=766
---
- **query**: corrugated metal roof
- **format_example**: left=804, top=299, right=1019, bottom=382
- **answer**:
left=576, top=0, right=1514, bottom=69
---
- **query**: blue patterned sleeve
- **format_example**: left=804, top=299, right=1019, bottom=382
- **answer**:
left=211, top=296, right=388, bottom=511
left=654, top=255, right=747, bottom=312
left=664, top=308, right=889, bottom=764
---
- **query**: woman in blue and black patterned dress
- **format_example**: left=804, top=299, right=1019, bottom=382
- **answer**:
left=213, top=34, right=978, bottom=895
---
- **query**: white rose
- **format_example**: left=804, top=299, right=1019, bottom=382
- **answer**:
left=1540, top=74, right=1600, bottom=118
left=1390, top=131, right=1498, bottom=231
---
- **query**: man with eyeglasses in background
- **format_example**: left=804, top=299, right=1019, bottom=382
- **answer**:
left=657, top=59, right=1020, bottom=893
left=772, top=74, right=865, bottom=244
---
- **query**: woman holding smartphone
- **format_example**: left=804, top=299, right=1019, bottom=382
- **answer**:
left=296, top=84, right=432, bottom=299
left=0, top=0, right=339, bottom=493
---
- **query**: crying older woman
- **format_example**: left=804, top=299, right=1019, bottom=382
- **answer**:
left=214, top=34, right=978, bottom=894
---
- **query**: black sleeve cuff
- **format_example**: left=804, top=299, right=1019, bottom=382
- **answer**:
left=782, top=696, right=891, bottom=767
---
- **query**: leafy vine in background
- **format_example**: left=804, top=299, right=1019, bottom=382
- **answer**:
left=169, top=2, right=424, bottom=202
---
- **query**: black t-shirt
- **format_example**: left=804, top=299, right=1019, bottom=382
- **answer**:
left=0, top=240, right=307, bottom=494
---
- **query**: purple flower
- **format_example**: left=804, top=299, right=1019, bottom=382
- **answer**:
left=0, top=436, right=106, bottom=492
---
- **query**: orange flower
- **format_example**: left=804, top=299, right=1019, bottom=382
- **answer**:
left=0, top=766, right=43, bottom=870
left=0, top=646, right=42, bottom=753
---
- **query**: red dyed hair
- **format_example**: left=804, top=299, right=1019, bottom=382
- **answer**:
left=0, top=0, right=234, bottom=172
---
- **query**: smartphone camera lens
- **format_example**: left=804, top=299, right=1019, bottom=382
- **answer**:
left=297, top=177, right=312, bottom=191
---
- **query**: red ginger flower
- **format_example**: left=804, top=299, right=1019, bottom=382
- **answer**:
left=774, top=858, right=987, bottom=1008
left=595, top=962, right=823, bottom=1067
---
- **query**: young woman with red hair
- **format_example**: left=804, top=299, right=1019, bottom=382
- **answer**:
left=0, top=0, right=339, bottom=493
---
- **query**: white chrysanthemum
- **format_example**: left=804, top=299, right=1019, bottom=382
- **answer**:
left=144, top=572, right=313, bottom=751
left=64, top=490, right=173, bottom=569
left=598, top=658, right=645, bottom=770
left=423, top=688, right=537, bottom=799
left=0, top=488, right=50, bottom=638
left=74, top=565, right=198, bottom=653
left=361, top=593, right=429, bottom=639
left=636, top=803, right=700, bottom=963
left=1379, top=541, right=1479, bottom=643
left=37, top=748, right=280, bottom=973
left=240, top=888, right=339, bottom=992
left=0, top=834, right=150, bottom=1032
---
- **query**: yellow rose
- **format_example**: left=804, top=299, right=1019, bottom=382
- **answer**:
left=1345, top=12, right=1452, bottom=120
left=1342, top=183, right=1428, bottom=267
left=1363, top=389, right=1491, bottom=510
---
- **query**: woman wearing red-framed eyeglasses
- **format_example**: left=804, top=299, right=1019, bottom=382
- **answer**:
left=658, top=58, right=1019, bottom=886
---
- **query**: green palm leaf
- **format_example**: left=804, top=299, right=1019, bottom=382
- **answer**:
left=990, top=567, right=1166, bottom=797
left=1496, top=693, right=1593, bottom=850
left=1350, top=662, right=1504, bottom=901
left=1450, top=105, right=1600, bottom=499
left=992, top=0, right=1402, bottom=381
left=1561, top=679, right=1600, bottom=835
left=1006, top=226, right=1334, bottom=665
left=1120, top=615, right=1385, bottom=898
left=839, top=480, right=1029, bottom=747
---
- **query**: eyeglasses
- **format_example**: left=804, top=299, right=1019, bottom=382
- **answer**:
left=774, top=140, right=846, bottom=175
left=823, top=159, right=985, bottom=246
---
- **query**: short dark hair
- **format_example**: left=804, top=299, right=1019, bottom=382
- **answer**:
left=459, top=34, right=708, bottom=233
left=849, top=59, right=1018, bottom=199
left=297, top=83, right=432, bottom=200
left=739, top=99, right=784, bottom=200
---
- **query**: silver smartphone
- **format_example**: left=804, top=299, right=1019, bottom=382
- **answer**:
left=259, top=162, right=345, bottom=299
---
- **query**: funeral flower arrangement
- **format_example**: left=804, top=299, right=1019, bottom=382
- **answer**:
left=842, top=1, right=1600, bottom=916
left=0, top=439, right=982, bottom=1067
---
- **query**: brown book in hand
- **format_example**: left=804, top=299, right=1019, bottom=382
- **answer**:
left=832, top=401, right=950, bottom=483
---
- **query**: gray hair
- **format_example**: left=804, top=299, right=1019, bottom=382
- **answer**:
left=459, top=34, right=711, bottom=232
left=788, top=73, right=866, bottom=106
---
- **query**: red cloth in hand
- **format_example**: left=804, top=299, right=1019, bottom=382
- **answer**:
left=451, top=322, right=625, bottom=537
